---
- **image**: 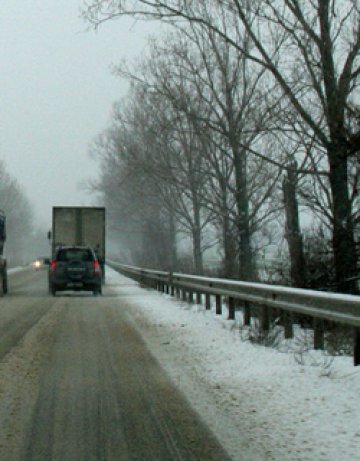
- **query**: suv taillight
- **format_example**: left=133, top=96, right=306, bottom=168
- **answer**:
left=93, top=261, right=101, bottom=274
left=50, top=261, right=57, bottom=272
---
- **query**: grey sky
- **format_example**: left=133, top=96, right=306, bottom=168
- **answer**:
left=0, top=1, right=154, bottom=228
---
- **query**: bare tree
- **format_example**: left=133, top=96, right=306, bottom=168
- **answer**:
left=117, top=26, right=284, bottom=280
left=91, top=85, right=215, bottom=273
left=127, top=86, right=216, bottom=274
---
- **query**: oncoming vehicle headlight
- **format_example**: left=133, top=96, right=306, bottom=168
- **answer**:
left=34, top=260, right=41, bottom=269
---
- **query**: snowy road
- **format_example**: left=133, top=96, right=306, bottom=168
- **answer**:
left=1, top=266, right=360, bottom=461
left=0, top=268, right=229, bottom=460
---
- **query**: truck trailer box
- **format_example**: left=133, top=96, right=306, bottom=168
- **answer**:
left=52, top=206, right=105, bottom=270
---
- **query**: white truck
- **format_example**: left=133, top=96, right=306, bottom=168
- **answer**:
left=50, top=206, right=106, bottom=277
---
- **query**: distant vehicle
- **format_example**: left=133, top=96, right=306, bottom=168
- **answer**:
left=49, top=206, right=106, bottom=279
left=48, top=246, right=102, bottom=296
left=33, top=256, right=50, bottom=270
left=0, top=210, right=8, bottom=295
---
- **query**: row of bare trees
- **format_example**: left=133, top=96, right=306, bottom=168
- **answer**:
left=84, top=0, right=360, bottom=292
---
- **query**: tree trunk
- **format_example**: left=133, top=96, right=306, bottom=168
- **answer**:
left=283, top=166, right=307, bottom=288
left=233, top=145, right=255, bottom=281
left=168, top=211, right=177, bottom=271
left=219, top=178, right=237, bottom=278
left=223, top=215, right=237, bottom=278
left=141, top=219, right=157, bottom=267
left=192, top=197, right=204, bottom=275
left=328, top=143, right=357, bottom=293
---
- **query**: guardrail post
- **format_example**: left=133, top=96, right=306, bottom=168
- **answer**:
left=206, top=294, right=211, bottom=310
left=196, top=292, right=202, bottom=304
left=216, top=295, right=222, bottom=315
left=314, top=318, right=324, bottom=350
left=228, top=297, right=235, bottom=320
left=188, top=290, right=194, bottom=303
left=243, top=301, right=251, bottom=325
left=284, top=312, right=294, bottom=339
left=261, top=306, right=270, bottom=331
left=354, top=328, right=360, bottom=366
left=182, top=289, right=187, bottom=301
left=166, top=272, right=172, bottom=295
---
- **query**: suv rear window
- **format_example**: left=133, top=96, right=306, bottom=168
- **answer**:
left=56, top=249, right=94, bottom=262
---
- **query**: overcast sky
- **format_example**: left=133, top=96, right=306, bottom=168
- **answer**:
left=0, top=1, right=155, bottom=228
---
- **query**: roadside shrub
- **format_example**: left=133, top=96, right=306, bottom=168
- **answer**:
left=324, top=323, right=353, bottom=356
left=239, top=320, right=284, bottom=349
left=303, top=227, right=335, bottom=290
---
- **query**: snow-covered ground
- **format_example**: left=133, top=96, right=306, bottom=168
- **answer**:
left=106, top=266, right=360, bottom=461
left=8, top=266, right=29, bottom=274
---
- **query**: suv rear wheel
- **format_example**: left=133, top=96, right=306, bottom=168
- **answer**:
left=49, top=283, right=56, bottom=296
left=93, top=286, right=102, bottom=296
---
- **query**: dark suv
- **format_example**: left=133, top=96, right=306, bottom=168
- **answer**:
left=49, top=246, right=102, bottom=296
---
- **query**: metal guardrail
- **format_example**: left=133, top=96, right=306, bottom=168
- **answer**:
left=108, top=261, right=360, bottom=366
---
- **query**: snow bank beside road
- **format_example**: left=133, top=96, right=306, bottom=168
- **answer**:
left=107, top=267, right=360, bottom=461
left=8, top=266, right=29, bottom=274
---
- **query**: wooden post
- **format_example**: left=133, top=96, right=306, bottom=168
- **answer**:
left=243, top=301, right=251, bottom=326
left=284, top=312, right=294, bottom=339
left=354, top=328, right=360, bottom=366
left=228, top=297, right=235, bottom=320
left=261, top=306, right=270, bottom=331
left=216, top=295, right=222, bottom=315
left=205, top=293, right=211, bottom=310
left=314, top=318, right=324, bottom=350
left=182, top=289, right=187, bottom=301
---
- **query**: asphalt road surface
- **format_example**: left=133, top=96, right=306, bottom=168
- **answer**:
left=0, top=268, right=230, bottom=461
